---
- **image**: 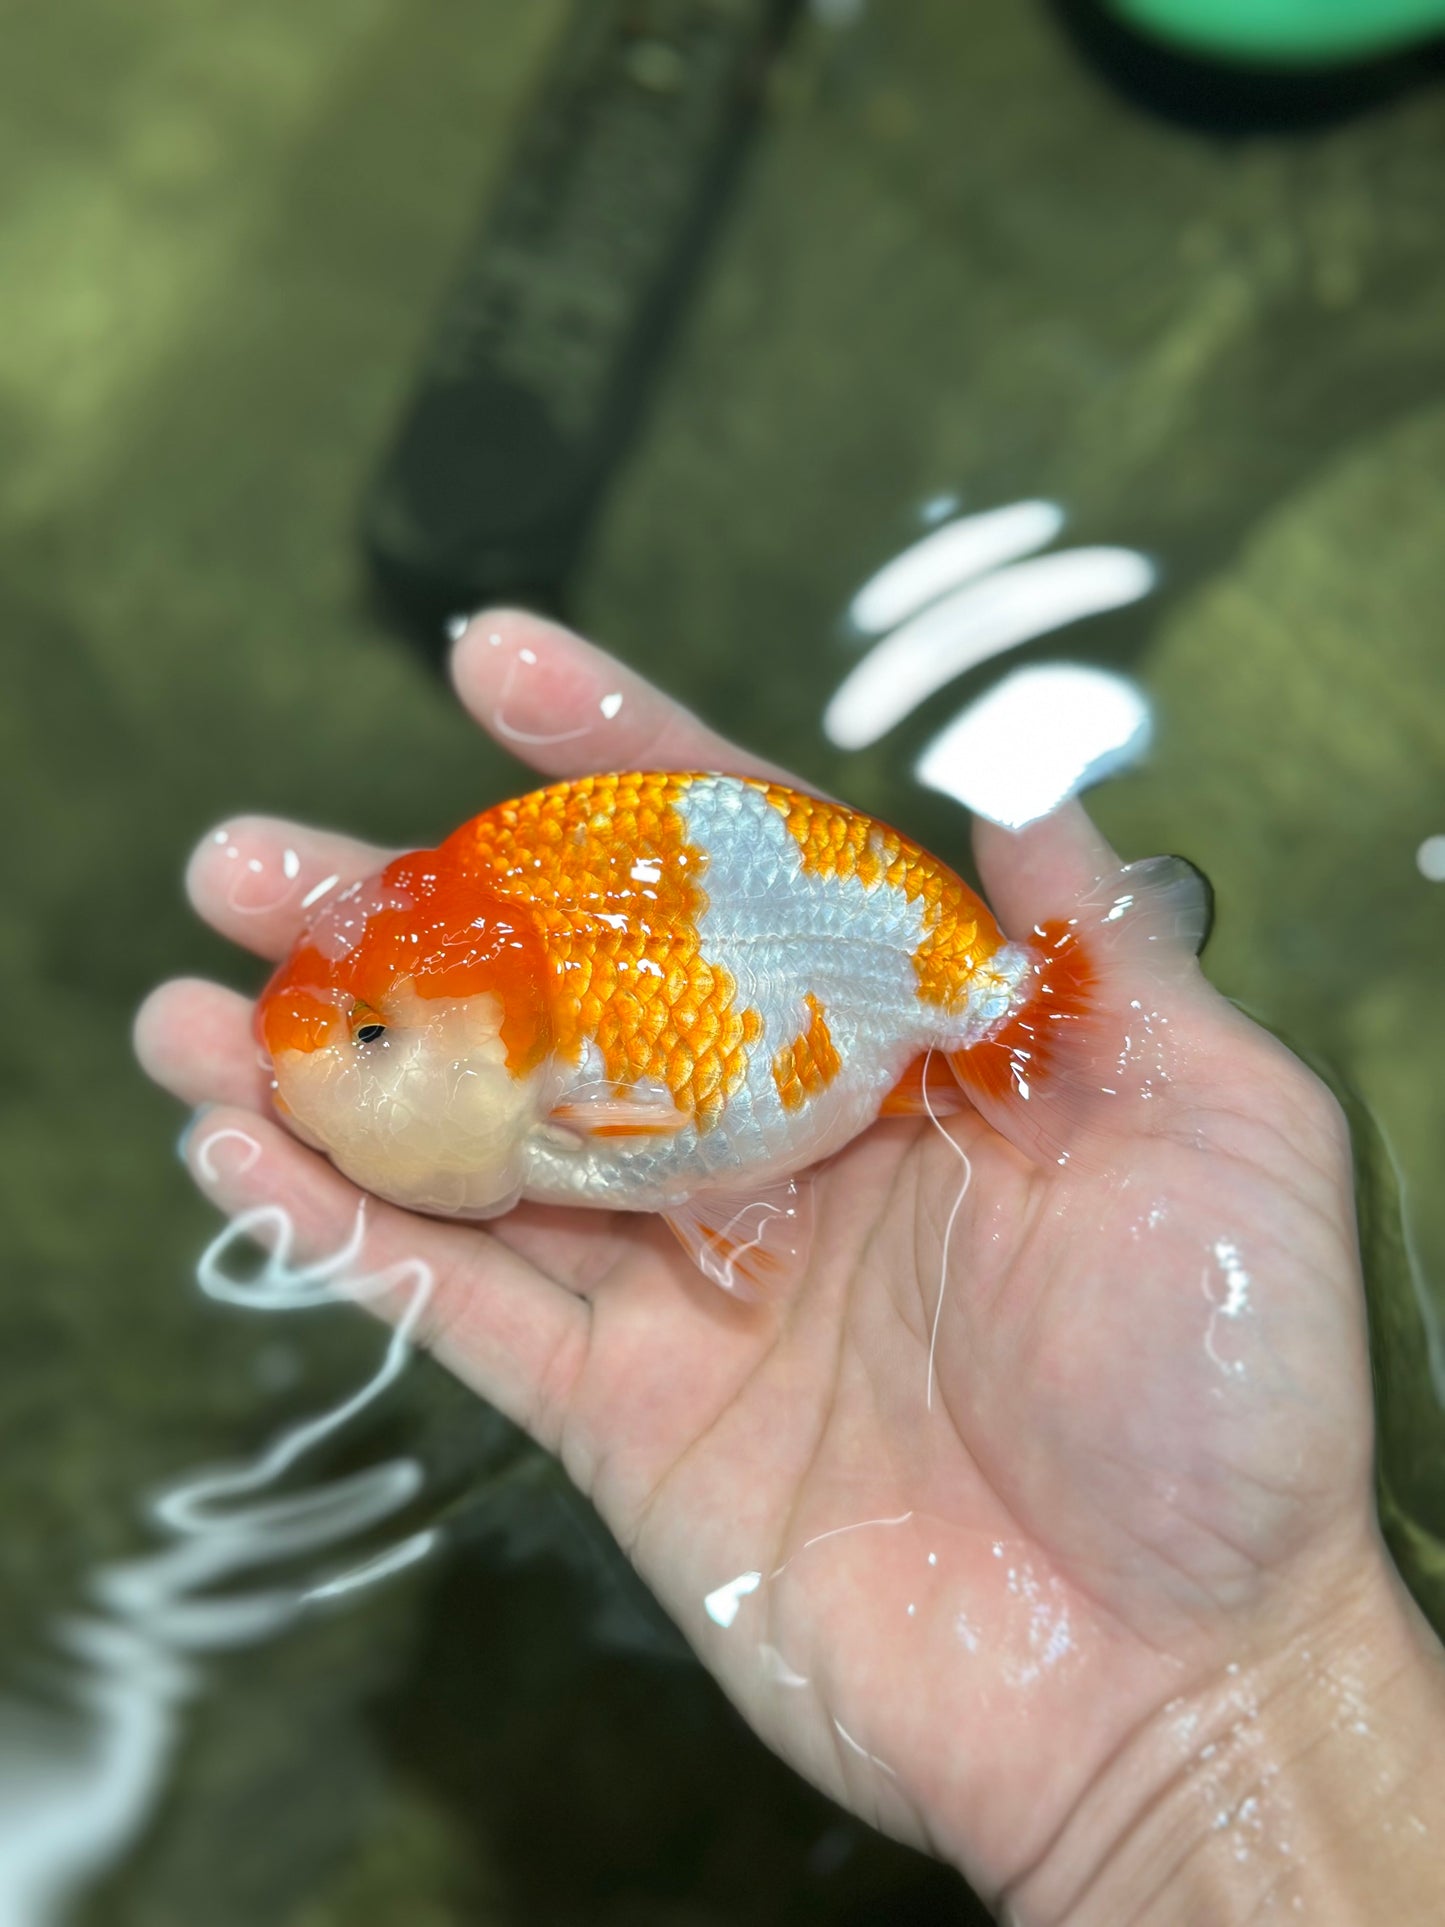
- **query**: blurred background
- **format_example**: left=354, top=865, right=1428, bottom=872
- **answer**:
left=3, top=1, right=1445, bottom=1921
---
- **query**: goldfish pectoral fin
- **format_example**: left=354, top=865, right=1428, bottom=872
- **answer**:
left=878, top=1051, right=967, bottom=1119
left=950, top=851, right=1212, bottom=1173
left=548, top=1081, right=689, bottom=1140
left=662, top=1176, right=814, bottom=1301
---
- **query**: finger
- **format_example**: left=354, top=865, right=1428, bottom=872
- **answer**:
left=186, top=817, right=395, bottom=961
left=134, top=978, right=272, bottom=1110
left=183, top=1107, right=589, bottom=1450
left=971, top=799, right=1123, bottom=936
left=450, top=609, right=799, bottom=783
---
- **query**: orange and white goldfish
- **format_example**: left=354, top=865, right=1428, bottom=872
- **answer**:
left=256, top=772, right=1138, bottom=1294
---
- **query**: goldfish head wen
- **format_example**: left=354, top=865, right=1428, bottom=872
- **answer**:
left=256, top=848, right=553, bottom=1217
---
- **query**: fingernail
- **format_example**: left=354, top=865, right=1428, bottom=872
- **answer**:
left=225, top=846, right=302, bottom=914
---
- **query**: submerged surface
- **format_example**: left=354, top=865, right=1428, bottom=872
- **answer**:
left=2, top=2, right=1443, bottom=1921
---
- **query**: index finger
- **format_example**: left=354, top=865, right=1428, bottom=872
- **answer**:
left=450, top=610, right=802, bottom=785
left=185, top=817, right=397, bottom=961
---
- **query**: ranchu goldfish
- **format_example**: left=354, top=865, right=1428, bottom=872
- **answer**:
left=257, top=772, right=1121, bottom=1295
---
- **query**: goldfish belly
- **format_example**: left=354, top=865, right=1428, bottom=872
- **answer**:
left=517, top=777, right=1022, bottom=1211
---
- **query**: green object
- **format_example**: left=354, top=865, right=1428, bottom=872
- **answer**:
left=1109, top=0, right=1445, bottom=64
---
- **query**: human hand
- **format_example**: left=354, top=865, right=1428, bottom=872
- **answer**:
left=136, top=614, right=1445, bottom=1921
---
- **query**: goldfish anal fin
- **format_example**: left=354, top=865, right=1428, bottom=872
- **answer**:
left=663, top=1176, right=813, bottom=1300
left=879, top=1052, right=966, bottom=1119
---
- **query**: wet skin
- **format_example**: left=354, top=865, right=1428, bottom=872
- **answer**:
left=136, top=613, right=1445, bottom=1922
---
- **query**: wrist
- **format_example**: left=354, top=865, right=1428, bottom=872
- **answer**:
left=1008, top=1535, right=1445, bottom=1926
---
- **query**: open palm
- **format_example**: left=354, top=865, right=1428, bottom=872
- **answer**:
left=136, top=614, right=1381, bottom=1916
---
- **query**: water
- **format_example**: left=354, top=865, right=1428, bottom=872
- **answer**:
left=3, top=1, right=1444, bottom=1920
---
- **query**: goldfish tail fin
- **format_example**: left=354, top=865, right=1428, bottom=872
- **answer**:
left=948, top=855, right=1212, bottom=1171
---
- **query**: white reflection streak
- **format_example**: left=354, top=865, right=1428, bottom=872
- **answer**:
left=826, top=547, right=1155, bottom=751
left=703, top=1570, right=762, bottom=1629
left=918, top=663, right=1151, bottom=830
left=304, top=1528, right=440, bottom=1604
left=847, top=501, right=1065, bottom=634
left=0, top=1207, right=436, bottom=1927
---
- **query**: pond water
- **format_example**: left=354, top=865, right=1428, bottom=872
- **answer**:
left=3, top=3, right=1443, bottom=1922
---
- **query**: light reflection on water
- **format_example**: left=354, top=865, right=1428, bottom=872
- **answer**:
left=0, top=1202, right=441, bottom=1927
left=827, top=500, right=1156, bottom=823
left=918, top=662, right=1152, bottom=829
left=843, top=500, right=1067, bottom=637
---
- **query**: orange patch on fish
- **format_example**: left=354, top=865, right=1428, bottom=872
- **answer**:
left=259, top=853, right=552, bottom=1075
left=772, top=991, right=843, bottom=1112
left=444, top=773, right=760, bottom=1127
left=757, top=784, right=992, bottom=1011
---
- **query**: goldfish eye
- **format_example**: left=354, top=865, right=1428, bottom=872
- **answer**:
left=354, top=1022, right=387, bottom=1044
